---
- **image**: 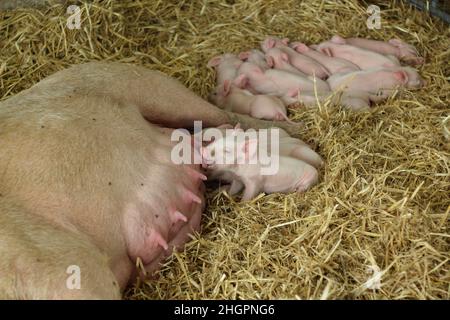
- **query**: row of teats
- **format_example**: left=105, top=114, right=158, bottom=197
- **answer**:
left=207, top=35, right=425, bottom=121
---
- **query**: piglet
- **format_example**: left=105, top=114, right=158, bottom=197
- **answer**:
left=315, top=38, right=401, bottom=70
left=207, top=53, right=243, bottom=86
left=327, top=67, right=425, bottom=101
left=331, top=35, right=424, bottom=66
left=239, top=49, right=270, bottom=71
left=209, top=79, right=293, bottom=122
left=261, top=37, right=330, bottom=79
left=236, top=62, right=330, bottom=100
left=202, top=129, right=319, bottom=201
left=265, top=47, right=308, bottom=76
left=223, top=126, right=323, bottom=168
left=289, top=41, right=360, bottom=74
left=206, top=161, right=245, bottom=196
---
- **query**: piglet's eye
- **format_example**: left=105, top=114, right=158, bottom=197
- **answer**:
left=211, top=150, right=215, bottom=156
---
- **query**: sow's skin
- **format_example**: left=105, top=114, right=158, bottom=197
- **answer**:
left=0, top=62, right=301, bottom=299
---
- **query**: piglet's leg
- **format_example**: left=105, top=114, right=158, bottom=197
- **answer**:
left=37, top=62, right=302, bottom=136
left=241, top=179, right=262, bottom=202
left=228, top=180, right=245, bottom=196
left=288, top=144, right=324, bottom=168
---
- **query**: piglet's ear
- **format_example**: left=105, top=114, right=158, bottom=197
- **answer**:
left=291, top=42, right=308, bottom=53
left=233, top=74, right=248, bottom=89
left=388, top=39, right=402, bottom=46
left=264, top=38, right=276, bottom=50
left=207, top=56, right=222, bottom=67
left=393, top=70, right=408, bottom=84
left=322, top=47, right=333, bottom=57
left=241, top=138, right=258, bottom=161
left=265, top=55, right=274, bottom=67
left=281, top=52, right=289, bottom=62
left=223, top=80, right=232, bottom=96
left=217, top=124, right=233, bottom=129
left=331, top=35, right=346, bottom=44
left=281, top=38, right=289, bottom=45
left=239, top=51, right=250, bottom=60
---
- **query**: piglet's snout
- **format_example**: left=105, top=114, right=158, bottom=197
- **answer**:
left=201, top=148, right=213, bottom=168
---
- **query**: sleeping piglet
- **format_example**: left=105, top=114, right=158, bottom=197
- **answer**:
left=236, top=61, right=330, bottom=101
left=289, top=41, right=360, bottom=74
left=327, top=66, right=425, bottom=101
left=208, top=79, right=292, bottom=122
left=330, top=35, right=424, bottom=66
left=315, top=38, right=401, bottom=70
left=239, top=49, right=270, bottom=71
left=261, top=37, right=330, bottom=79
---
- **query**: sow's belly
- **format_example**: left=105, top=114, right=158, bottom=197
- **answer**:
left=0, top=101, right=206, bottom=277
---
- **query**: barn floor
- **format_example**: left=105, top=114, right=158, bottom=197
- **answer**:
left=0, top=0, right=448, bottom=299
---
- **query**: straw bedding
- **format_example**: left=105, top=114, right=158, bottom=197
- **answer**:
left=0, top=0, right=448, bottom=299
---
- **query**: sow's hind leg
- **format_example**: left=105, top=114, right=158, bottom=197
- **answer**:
left=0, top=198, right=120, bottom=300
left=36, top=62, right=303, bottom=136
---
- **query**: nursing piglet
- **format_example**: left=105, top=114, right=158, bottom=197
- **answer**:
left=287, top=91, right=371, bottom=111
